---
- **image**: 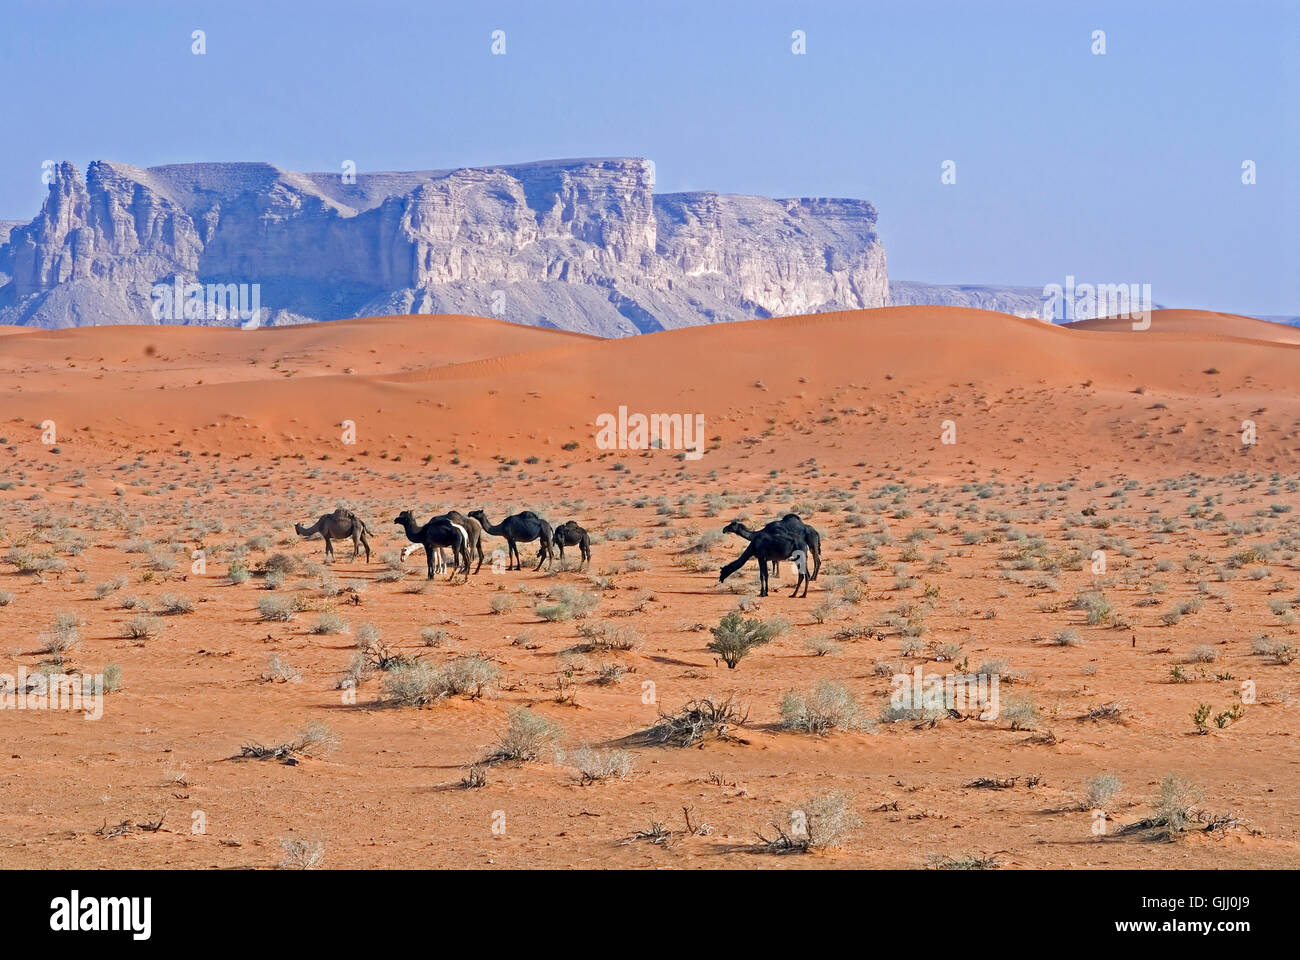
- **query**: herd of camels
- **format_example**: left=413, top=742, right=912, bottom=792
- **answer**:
left=294, top=508, right=823, bottom=597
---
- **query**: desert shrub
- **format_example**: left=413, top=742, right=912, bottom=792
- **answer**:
left=311, top=611, right=348, bottom=635
left=158, top=593, right=195, bottom=615
left=879, top=701, right=947, bottom=724
left=489, top=593, right=514, bottom=615
left=261, top=654, right=301, bottom=683
left=707, top=611, right=780, bottom=669
left=1052, top=629, right=1081, bottom=647
left=486, top=708, right=563, bottom=762
left=278, top=837, right=325, bottom=870
left=1001, top=697, right=1039, bottom=730
left=94, top=576, right=127, bottom=599
left=760, top=791, right=860, bottom=852
left=99, top=664, right=124, bottom=693
left=1084, top=773, right=1122, bottom=810
left=641, top=695, right=747, bottom=747
left=803, top=636, right=841, bottom=657
left=1120, top=774, right=1204, bottom=838
left=124, top=614, right=162, bottom=640
left=536, top=586, right=599, bottom=621
left=1072, top=590, right=1114, bottom=625
left=258, top=595, right=295, bottom=622
left=441, top=655, right=499, bottom=698
left=39, top=612, right=81, bottom=653
left=382, top=662, right=445, bottom=706
left=780, top=680, right=874, bottom=735
left=571, top=745, right=634, bottom=784
left=258, top=553, right=301, bottom=577
left=575, top=621, right=641, bottom=652
left=241, top=720, right=337, bottom=762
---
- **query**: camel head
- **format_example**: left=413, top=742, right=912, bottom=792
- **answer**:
left=467, top=509, right=488, bottom=526
left=393, top=510, right=417, bottom=528
left=293, top=522, right=310, bottom=537
left=722, top=519, right=748, bottom=536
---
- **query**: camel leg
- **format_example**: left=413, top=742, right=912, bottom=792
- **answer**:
left=350, top=531, right=360, bottom=561
left=556, top=542, right=564, bottom=565
left=472, top=540, right=484, bottom=575
left=534, top=539, right=547, bottom=571
left=758, top=558, right=769, bottom=597
left=508, top=540, right=520, bottom=571
left=324, top=535, right=333, bottom=563
left=424, top=544, right=435, bottom=580
left=362, top=532, right=371, bottom=563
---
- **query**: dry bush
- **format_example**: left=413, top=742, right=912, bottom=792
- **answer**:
left=758, top=791, right=860, bottom=853
left=639, top=695, right=748, bottom=747
left=780, top=680, right=874, bottom=735
left=484, top=708, right=563, bottom=763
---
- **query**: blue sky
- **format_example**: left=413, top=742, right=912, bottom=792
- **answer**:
left=1, top=0, right=1295, bottom=313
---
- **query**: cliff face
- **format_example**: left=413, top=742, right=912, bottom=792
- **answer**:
left=0, top=158, right=888, bottom=335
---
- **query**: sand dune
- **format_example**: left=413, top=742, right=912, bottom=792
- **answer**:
left=1065, top=309, right=1300, bottom=345
left=2, top=306, right=1297, bottom=478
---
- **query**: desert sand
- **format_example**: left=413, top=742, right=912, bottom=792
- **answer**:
left=0, top=306, right=1297, bottom=869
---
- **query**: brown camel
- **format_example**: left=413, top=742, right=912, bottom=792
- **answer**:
left=294, top=508, right=372, bottom=563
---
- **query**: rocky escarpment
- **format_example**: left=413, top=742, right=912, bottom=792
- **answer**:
left=0, top=158, right=888, bottom=335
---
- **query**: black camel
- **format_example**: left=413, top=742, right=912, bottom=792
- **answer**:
left=722, top=514, right=822, bottom=580
left=551, top=520, right=591, bottom=569
left=469, top=510, right=554, bottom=571
left=393, top=510, right=470, bottom=580
left=718, top=528, right=807, bottom=598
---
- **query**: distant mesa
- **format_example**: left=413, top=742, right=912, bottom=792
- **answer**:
left=0, top=158, right=888, bottom=335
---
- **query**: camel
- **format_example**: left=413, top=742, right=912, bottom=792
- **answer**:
left=400, top=510, right=485, bottom=574
left=469, top=510, right=554, bottom=571
left=393, top=510, right=470, bottom=580
left=551, top=520, right=591, bottom=569
left=722, top=514, right=822, bottom=580
left=294, top=508, right=372, bottom=563
left=718, top=528, right=804, bottom=598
